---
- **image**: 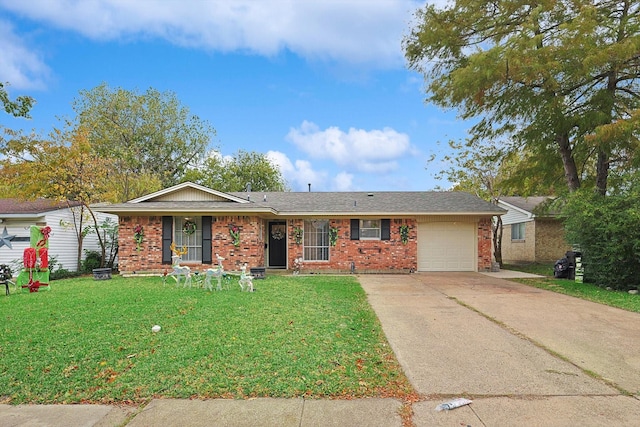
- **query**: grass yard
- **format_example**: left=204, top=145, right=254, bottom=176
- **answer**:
left=0, top=275, right=412, bottom=404
left=504, top=263, right=640, bottom=313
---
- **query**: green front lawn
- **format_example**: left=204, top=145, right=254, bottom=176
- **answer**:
left=0, top=275, right=412, bottom=404
left=504, top=263, right=640, bottom=313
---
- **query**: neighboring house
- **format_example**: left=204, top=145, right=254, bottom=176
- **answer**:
left=0, top=199, right=117, bottom=272
left=497, top=196, right=571, bottom=264
left=96, top=182, right=504, bottom=274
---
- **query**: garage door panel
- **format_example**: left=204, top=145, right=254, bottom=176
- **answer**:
left=418, top=222, right=476, bottom=271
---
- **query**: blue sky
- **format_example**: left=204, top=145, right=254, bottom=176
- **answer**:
left=0, top=0, right=465, bottom=192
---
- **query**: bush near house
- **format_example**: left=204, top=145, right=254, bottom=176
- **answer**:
left=562, top=189, right=640, bottom=291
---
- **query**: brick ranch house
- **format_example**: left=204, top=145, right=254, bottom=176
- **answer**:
left=96, top=182, right=504, bottom=274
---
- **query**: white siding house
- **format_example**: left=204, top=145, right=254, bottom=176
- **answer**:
left=0, top=199, right=118, bottom=272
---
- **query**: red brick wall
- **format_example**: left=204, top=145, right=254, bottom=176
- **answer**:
left=119, top=215, right=490, bottom=274
left=477, top=217, right=493, bottom=271
left=119, top=216, right=164, bottom=273
left=118, top=215, right=264, bottom=274
left=287, top=219, right=417, bottom=273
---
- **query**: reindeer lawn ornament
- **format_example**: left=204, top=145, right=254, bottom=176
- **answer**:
left=166, top=242, right=191, bottom=287
left=238, top=263, right=254, bottom=292
left=204, top=254, right=226, bottom=291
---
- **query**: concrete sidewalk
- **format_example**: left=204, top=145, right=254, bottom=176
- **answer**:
left=359, top=272, right=640, bottom=426
left=2, top=271, right=639, bottom=426
left=0, top=398, right=402, bottom=427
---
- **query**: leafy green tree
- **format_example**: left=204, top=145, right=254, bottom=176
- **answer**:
left=184, top=149, right=288, bottom=192
left=0, top=82, right=34, bottom=118
left=404, top=0, right=640, bottom=196
left=562, top=183, right=640, bottom=290
left=0, top=126, right=113, bottom=268
left=72, top=83, right=214, bottom=201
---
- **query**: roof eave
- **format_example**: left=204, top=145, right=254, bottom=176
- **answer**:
left=93, top=206, right=278, bottom=216
left=259, top=210, right=504, bottom=217
left=0, top=213, right=47, bottom=220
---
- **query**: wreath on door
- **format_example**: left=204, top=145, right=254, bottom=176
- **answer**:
left=271, top=225, right=285, bottom=240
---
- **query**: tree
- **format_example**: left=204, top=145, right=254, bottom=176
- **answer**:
left=1, top=82, right=34, bottom=118
left=0, top=126, right=113, bottom=268
left=562, top=180, right=640, bottom=290
left=404, top=0, right=640, bottom=196
left=72, top=83, right=214, bottom=201
left=184, top=149, right=288, bottom=192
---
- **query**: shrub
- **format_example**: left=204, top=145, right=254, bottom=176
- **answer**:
left=81, top=250, right=102, bottom=273
left=50, top=268, right=81, bottom=280
left=562, top=188, right=640, bottom=291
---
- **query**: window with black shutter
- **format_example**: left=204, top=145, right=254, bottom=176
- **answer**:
left=350, top=219, right=360, bottom=240
left=202, top=216, right=212, bottom=264
left=162, top=216, right=173, bottom=264
left=381, top=219, right=391, bottom=240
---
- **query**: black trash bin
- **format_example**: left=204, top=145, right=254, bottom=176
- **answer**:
left=565, top=250, right=582, bottom=280
left=554, top=258, right=569, bottom=278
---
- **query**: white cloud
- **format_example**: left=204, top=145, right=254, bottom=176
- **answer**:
left=333, top=172, right=354, bottom=191
left=286, top=120, right=412, bottom=173
left=267, top=150, right=327, bottom=191
left=0, top=19, right=50, bottom=89
left=0, top=0, right=420, bottom=67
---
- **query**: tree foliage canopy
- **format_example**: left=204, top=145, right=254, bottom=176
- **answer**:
left=0, top=82, right=34, bottom=118
left=184, top=150, right=288, bottom=192
left=405, top=0, right=640, bottom=195
left=72, top=83, right=214, bottom=201
left=562, top=179, right=640, bottom=290
left=0, top=126, right=113, bottom=267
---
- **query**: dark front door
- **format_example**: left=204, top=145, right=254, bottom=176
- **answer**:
left=268, top=222, right=287, bottom=268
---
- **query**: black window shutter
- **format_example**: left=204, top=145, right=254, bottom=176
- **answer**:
left=202, top=216, right=212, bottom=264
left=162, top=216, right=173, bottom=264
left=381, top=219, right=391, bottom=240
left=350, top=219, right=360, bottom=240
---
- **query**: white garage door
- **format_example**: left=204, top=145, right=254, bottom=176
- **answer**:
left=417, top=222, right=476, bottom=271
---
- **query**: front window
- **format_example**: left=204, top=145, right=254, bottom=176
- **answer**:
left=174, top=217, right=203, bottom=262
left=360, top=219, right=381, bottom=239
left=304, top=220, right=329, bottom=261
left=511, top=222, right=525, bottom=240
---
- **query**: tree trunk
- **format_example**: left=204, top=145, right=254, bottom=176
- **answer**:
left=595, top=149, right=609, bottom=196
left=556, top=132, right=581, bottom=192
left=493, top=215, right=503, bottom=267
left=86, top=205, right=107, bottom=268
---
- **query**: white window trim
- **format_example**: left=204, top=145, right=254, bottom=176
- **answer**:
left=359, top=219, right=381, bottom=240
left=174, top=216, right=203, bottom=262
left=303, top=220, right=330, bottom=262
left=511, top=222, right=526, bottom=241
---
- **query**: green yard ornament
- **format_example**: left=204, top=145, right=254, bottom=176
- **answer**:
left=16, top=226, right=51, bottom=292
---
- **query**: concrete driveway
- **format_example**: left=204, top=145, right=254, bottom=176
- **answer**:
left=358, top=272, right=640, bottom=427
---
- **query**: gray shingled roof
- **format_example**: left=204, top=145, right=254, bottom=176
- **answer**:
left=0, top=198, right=82, bottom=215
left=499, top=196, right=558, bottom=215
left=97, top=189, right=504, bottom=216
left=231, top=191, right=504, bottom=214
